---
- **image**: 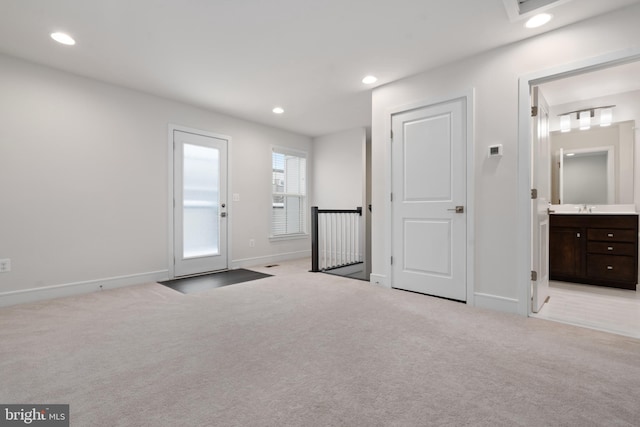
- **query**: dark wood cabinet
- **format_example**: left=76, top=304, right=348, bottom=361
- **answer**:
left=549, top=226, right=583, bottom=278
left=549, top=214, right=638, bottom=290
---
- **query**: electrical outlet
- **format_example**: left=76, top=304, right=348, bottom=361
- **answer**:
left=249, top=239, right=255, bottom=247
left=0, top=259, right=11, bottom=273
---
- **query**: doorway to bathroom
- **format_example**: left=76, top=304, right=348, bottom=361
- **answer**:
left=519, top=50, right=640, bottom=338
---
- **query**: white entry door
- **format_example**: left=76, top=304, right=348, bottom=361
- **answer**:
left=391, top=97, right=467, bottom=301
left=531, top=86, right=551, bottom=312
left=173, top=130, right=228, bottom=277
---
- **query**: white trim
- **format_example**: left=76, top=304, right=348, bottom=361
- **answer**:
left=474, top=292, right=519, bottom=314
left=384, top=89, right=475, bottom=304
left=517, top=48, right=640, bottom=316
left=230, top=250, right=311, bottom=269
left=270, top=145, right=309, bottom=238
left=0, top=270, right=169, bottom=308
left=369, top=274, right=390, bottom=288
left=272, top=145, right=308, bottom=158
left=168, top=124, right=232, bottom=280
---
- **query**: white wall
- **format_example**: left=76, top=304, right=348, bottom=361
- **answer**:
left=0, top=54, right=311, bottom=304
left=311, top=127, right=365, bottom=209
left=371, top=4, right=640, bottom=313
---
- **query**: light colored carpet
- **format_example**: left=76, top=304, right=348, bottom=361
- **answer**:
left=1, top=258, right=639, bottom=426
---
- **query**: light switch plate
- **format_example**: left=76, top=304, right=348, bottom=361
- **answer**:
left=0, top=259, right=10, bottom=273
left=233, top=193, right=240, bottom=202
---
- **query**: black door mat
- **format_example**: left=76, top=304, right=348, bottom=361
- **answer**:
left=159, top=269, right=272, bottom=294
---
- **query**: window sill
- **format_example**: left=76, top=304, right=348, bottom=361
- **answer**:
left=269, top=233, right=309, bottom=242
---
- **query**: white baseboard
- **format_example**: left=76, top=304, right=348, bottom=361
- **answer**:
left=0, top=270, right=169, bottom=308
left=370, top=273, right=390, bottom=288
left=231, top=250, right=311, bottom=269
left=474, top=292, right=519, bottom=314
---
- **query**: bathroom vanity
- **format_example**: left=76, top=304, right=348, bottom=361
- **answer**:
left=549, top=212, right=639, bottom=290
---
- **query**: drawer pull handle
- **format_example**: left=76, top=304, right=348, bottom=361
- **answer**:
left=608, top=247, right=614, bottom=251
left=607, top=266, right=614, bottom=270
left=608, top=233, right=614, bottom=237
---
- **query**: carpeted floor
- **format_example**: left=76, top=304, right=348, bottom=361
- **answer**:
left=1, top=258, right=639, bottom=426
left=159, top=268, right=272, bottom=294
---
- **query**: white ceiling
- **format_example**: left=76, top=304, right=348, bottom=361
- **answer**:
left=0, top=0, right=638, bottom=137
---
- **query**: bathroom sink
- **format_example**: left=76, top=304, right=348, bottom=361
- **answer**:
left=550, top=204, right=637, bottom=215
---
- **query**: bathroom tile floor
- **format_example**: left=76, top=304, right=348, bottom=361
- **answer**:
left=533, top=281, right=640, bottom=339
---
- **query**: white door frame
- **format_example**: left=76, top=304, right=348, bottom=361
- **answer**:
left=385, top=89, right=475, bottom=304
left=517, top=48, right=640, bottom=316
left=167, top=124, right=232, bottom=279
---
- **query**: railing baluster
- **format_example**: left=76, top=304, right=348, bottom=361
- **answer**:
left=311, top=207, right=363, bottom=272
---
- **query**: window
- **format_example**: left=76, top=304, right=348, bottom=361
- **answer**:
left=271, top=148, right=307, bottom=237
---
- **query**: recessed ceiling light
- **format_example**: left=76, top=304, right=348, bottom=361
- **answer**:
left=525, top=13, right=552, bottom=29
left=51, top=32, right=76, bottom=45
left=272, top=107, right=284, bottom=114
left=362, top=75, right=378, bottom=85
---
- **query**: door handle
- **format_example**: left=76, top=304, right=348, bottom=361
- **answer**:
left=447, top=206, right=464, bottom=213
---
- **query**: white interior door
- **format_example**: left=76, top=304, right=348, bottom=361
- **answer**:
left=391, top=97, right=467, bottom=301
left=173, top=130, right=228, bottom=277
left=531, top=86, right=551, bottom=312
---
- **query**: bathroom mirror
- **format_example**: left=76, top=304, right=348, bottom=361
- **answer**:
left=538, top=59, right=640, bottom=207
left=558, top=146, right=613, bottom=204
left=551, top=120, right=635, bottom=205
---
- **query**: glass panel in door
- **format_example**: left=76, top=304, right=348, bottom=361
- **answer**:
left=183, top=143, right=220, bottom=258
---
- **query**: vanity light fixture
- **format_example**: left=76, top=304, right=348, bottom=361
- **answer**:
left=558, top=105, right=615, bottom=132
left=600, top=107, right=613, bottom=127
left=579, top=110, right=591, bottom=131
left=565, top=152, right=575, bottom=157
left=50, top=32, right=76, bottom=45
left=560, top=114, right=571, bottom=133
left=272, top=107, right=284, bottom=114
left=525, top=13, right=552, bottom=29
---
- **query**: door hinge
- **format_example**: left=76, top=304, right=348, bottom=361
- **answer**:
left=531, top=188, right=538, bottom=199
left=390, top=130, right=393, bottom=140
left=390, top=193, right=393, bottom=202
left=531, top=270, right=538, bottom=281
left=391, top=256, right=393, bottom=265
left=531, top=106, right=538, bottom=117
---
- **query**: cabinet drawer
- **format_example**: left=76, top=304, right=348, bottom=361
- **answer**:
left=587, top=229, right=636, bottom=242
left=587, top=241, right=635, bottom=256
left=587, top=254, right=636, bottom=282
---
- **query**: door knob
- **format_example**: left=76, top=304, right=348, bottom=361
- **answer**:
left=447, top=206, right=464, bottom=213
